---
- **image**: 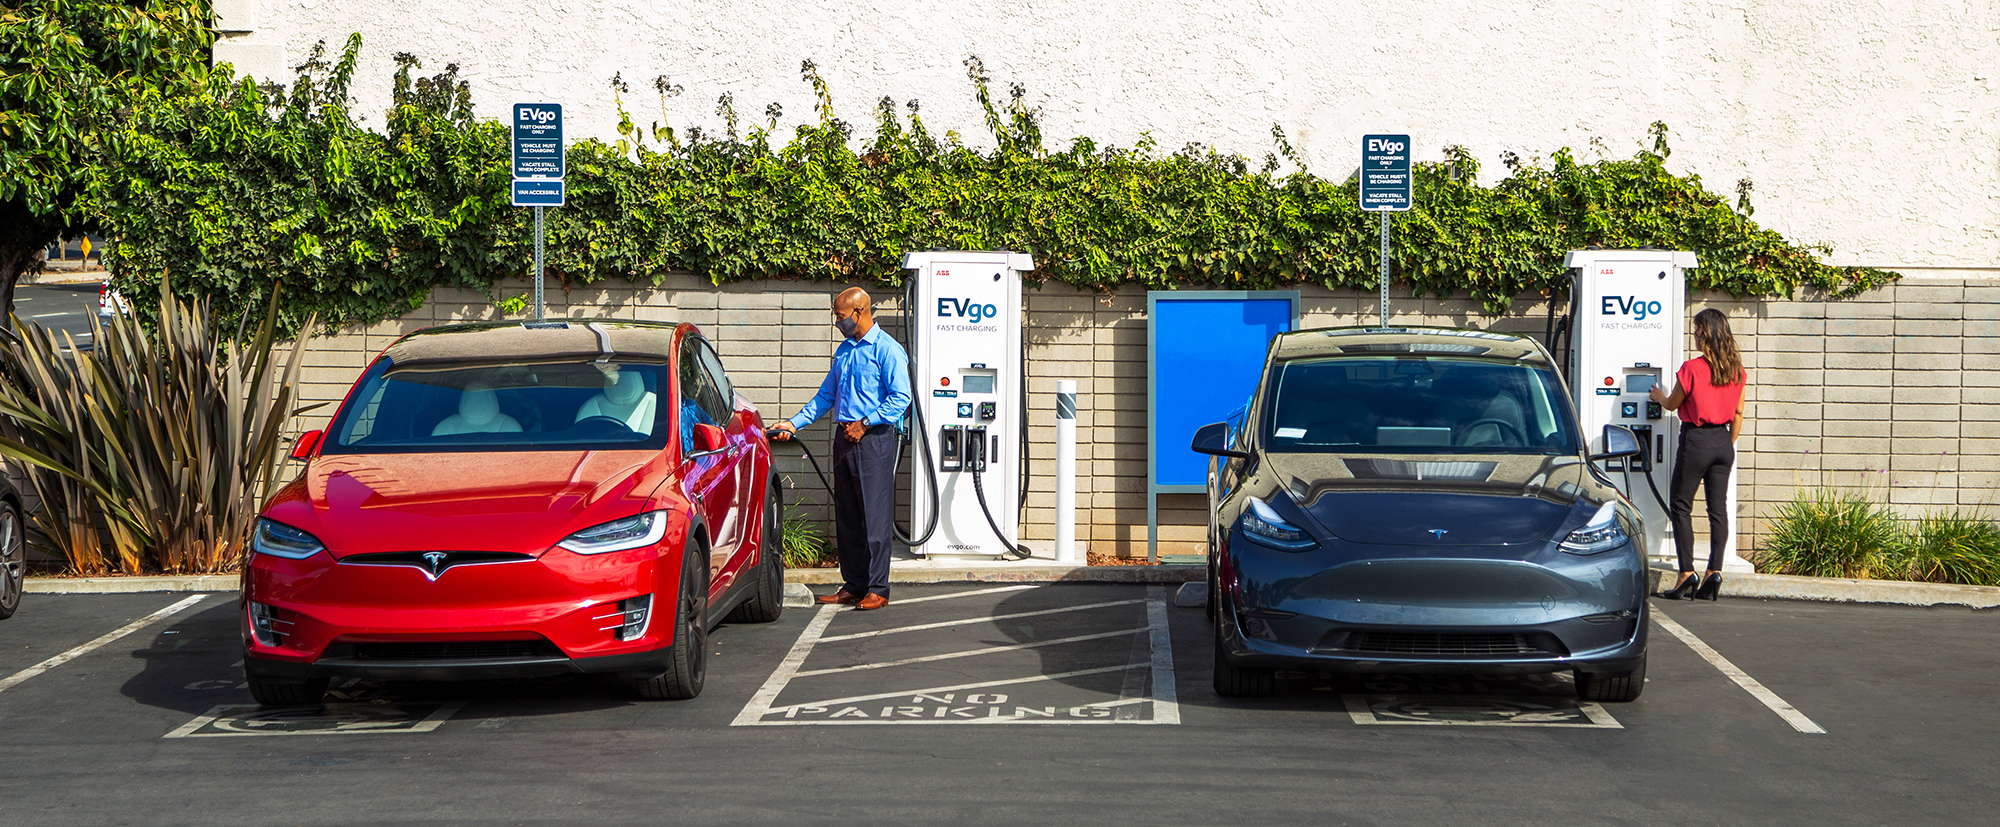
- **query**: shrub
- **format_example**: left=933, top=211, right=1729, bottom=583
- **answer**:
left=97, top=37, right=1898, bottom=339
left=1756, top=489, right=1906, bottom=579
left=1888, top=512, right=2000, bottom=587
left=779, top=508, right=834, bottom=569
left=0, top=281, right=317, bottom=574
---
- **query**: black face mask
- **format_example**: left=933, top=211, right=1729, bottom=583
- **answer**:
left=835, top=315, right=860, bottom=338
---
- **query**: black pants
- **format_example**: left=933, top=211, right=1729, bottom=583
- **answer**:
left=1669, top=423, right=1735, bottom=573
left=832, top=422, right=895, bottom=597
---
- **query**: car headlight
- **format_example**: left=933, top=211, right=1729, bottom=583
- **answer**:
left=1239, top=497, right=1318, bottom=552
left=558, top=511, right=669, bottom=554
left=1560, top=502, right=1629, bottom=554
left=252, top=518, right=326, bottom=559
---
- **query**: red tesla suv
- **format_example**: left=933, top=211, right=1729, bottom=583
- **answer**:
left=242, top=321, right=784, bottom=705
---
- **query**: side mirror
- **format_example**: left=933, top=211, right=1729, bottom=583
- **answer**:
left=289, top=430, right=323, bottom=461
left=692, top=423, right=727, bottom=453
left=1590, top=424, right=1640, bottom=461
left=1190, top=421, right=1250, bottom=459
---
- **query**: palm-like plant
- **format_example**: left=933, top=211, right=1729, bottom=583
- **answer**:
left=0, top=281, right=318, bottom=574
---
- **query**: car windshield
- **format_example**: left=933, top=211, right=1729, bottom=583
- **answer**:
left=323, top=359, right=673, bottom=453
left=1262, top=356, right=1578, bottom=455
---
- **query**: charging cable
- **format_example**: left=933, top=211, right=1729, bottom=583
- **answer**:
left=966, top=441, right=1033, bottom=560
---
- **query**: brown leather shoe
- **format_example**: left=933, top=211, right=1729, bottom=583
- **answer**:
left=855, top=593, right=888, bottom=611
left=816, top=589, right=862, bottom=605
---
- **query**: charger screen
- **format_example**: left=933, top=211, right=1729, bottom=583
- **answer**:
left=1625, top=375, right=1656, bottom=395
left=961, top=374, right=995, bottom=394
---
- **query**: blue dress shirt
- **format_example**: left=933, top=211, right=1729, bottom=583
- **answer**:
left=789, top=324, right=913, bottom=429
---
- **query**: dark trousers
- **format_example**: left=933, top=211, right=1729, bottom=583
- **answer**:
left=832, top=422, right=895, bottom=597
left=1669, top=423, right=1735, bottom=573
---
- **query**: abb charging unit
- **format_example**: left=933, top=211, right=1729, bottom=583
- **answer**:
left=901, top=251, right=1034, bottom=560
left=1566, top=249, right=1742, bottom=569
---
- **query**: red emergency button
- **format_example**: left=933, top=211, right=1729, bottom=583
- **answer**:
left=940, top=377, right=951, bottom=387
left=1603, top=376, right=1615, bottom=386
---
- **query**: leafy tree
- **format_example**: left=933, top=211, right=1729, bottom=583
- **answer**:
left=97, top=36, right=513, bottom=333
left=0, top=0, right=213, bottom=317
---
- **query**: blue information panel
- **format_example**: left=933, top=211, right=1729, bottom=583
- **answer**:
left=512, top=179, right=565, bottom=207
left=511, top=102, right=565, bottom=179
left=1147, top=292, right=1298, bottom=488
left=1360, top=133, right=1412, bottom=212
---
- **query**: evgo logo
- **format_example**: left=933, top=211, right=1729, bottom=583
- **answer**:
left=1601, top=296, right=1663, bottom=321
left=938, top=297, right=999, bottom=324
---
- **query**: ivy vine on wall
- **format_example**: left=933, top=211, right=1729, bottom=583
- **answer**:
left=98, top=36, right=1897, bottom=336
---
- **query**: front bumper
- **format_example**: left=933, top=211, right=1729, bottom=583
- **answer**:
left=1220, top=531, right=1649, bottom=675
left=242, top=544, right=685, bottom=682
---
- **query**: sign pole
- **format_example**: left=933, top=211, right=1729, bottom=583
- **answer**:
left=1359, top=133, right=1412, bottom=329
left=511, top=102, right=565, bottom=322
left=1379, top=211, right=1391, bottom=328
left=533, top=206, right=546, bottom=321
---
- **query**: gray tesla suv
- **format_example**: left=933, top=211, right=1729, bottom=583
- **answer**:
left=1191, top=326, right=1649, bottom=701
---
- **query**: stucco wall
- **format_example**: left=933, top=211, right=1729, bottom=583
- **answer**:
left=219, top=1, right=2000, bottom=276
left=288, top=279, right=1999, bottom=561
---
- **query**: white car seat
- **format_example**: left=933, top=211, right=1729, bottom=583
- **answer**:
left=575, top=371, right=657, bottom=432
left=431, top=382, right=524, bottom=435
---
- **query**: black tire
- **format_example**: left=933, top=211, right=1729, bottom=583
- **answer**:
left=637, top=545, right=708, bottom=700
left=1212, top=617, right=1276, bottom=697
left=0, top=501, right=23, bottom=620
left=247, top=676, right=329, bottom=706
left=1575, top=653, right=1647, bottom=703
left=725, top=480, right=784, bottom=623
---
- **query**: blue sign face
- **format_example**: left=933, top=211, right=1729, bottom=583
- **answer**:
left=511, top=179, right=565, bottom=207
left=1360, top=133, right=1411, bottom=212
left=512, top=103, right=564, bottom=179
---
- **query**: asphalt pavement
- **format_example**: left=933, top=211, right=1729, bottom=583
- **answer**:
left=13, top=281, right=104, bottom=346
left=0, top=585, right=1992, bottom=825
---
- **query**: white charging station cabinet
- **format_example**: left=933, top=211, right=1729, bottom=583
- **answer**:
left=1566, top=249, right=1706, bottom=566
left=901, top=251, right=1033, bottom=559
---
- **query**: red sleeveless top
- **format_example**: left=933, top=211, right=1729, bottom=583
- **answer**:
left=1675, top=357, right=1746, bottom=426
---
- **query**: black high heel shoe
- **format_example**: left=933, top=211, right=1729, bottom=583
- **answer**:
left=1658, top=572, right=1701, bottom=600
left=1694, top=572, right=1723, bottom=601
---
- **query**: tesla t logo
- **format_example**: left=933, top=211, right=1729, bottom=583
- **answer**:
left=420, top=551, right=449, bottom=578
left=1428, top=529, right=1448, bottom=539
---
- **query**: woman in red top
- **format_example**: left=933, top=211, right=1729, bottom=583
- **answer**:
left=1648, top=309, right=1747, bottom=600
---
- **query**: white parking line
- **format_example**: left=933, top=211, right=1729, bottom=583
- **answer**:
left=816, top=598, right=1147, bottom=643
left=891, top=585, right=1038, bottom=605
left=1653, top=606, right=1826, bottom=734
left=732, top=587, right=1176, bottom=726
left=0, top=595, right=209, bottom=695
left=729, top=603, right=841, bottom=726
left=1145, top=591, right=1181, bottom=724
left=793, top=627, right=1148, bottom=677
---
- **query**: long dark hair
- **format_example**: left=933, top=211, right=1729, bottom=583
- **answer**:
left=1693, top=309, right=1743, bottom=386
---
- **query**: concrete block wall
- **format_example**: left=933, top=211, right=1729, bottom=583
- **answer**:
left=288, top=276, right=1997, bottom=560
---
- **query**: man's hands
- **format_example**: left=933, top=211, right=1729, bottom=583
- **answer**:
left=768, top=420, right=868, bottom=443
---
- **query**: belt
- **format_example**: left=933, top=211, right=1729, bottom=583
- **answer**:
left=1683, top=422, right=1730, bottom=429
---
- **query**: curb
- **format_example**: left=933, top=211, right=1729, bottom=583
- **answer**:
left=26, top=575, right=238, bottom=594
left=20, top=271, right=107, bottom=286
left=1649, top=566, right=2000, bottom=609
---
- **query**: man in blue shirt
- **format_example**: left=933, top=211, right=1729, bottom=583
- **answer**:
left=770, top=287, right=911, bottom=610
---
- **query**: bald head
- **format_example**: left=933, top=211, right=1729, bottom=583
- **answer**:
left=832, top=287, right=874, bottom=340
